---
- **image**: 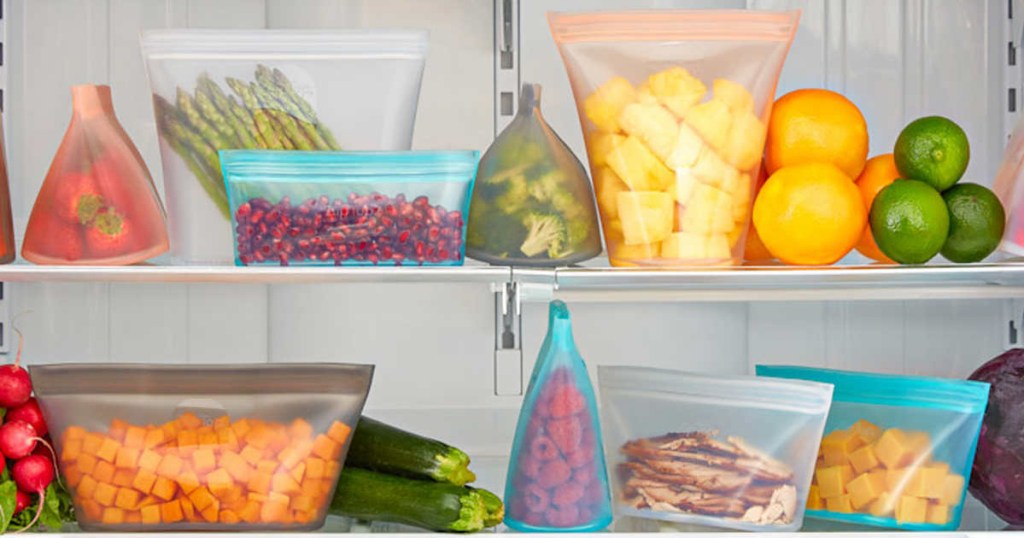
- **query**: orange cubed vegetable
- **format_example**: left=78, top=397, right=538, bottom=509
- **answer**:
left=207, top=468, right=234, bottom=496
left=247, top=471, right=272, bottom=495
left=189, top=486, right=216, bottom=511
left=74, top=453, right=97, bottom=475
left=271, top=472, right=301, bottom=495
left=226, top=496, right=248, bottom=512
left=807, top=485, right=824, bottom=510
left=138, top=450, right=161, bottom=472
left=101, top=506, right=125, bottom=524
left=140, top=504, right=161, bottom=524
left=125, top=510, right=141, bottom=524
left=324, top=460, right=340, bottom=479
left=94, top=482, right=117, bottom=507
left=217, top=428, right=240, bottom=451
left=220, top=509, right=241, bottom=524
left=305, top=458, right=326, bottom=479
left=246, top=426, right=271, bottom=450
left=115, top=446, right=140, bottom=469
left=177, top=412, right=203, bottom=429
left=112, top=469, right=135, bottom=487
left=240, top=445, right=262, bottom=466
left=896, top=495, right=928, bottom=524
left=94, top=461, right=115, bottom=484
left=248, top=492, right=269, bottom=503
left=80, top=498, right=103, bottom=521
left=300, top=477, right=320, bottom=498
left=132, top=469, right=157, bottom=494
left=138, top=495, right=160, bottom=508
left=122, top=426, right=146, bottom=449
left=327, top=421, right=351, bottom=445
left=96, top=437, right=121, bottom=463
left=177, top=430, right=198, bottom=451
left=160, top=421, right=179, bottom=442
left=826, top=494, right=853, bottom=513
left=261, top=498, right=289, bottom=523
left=192, top=448, right=216, bottom=474
left=108, top=419, right=129, bottom=441
left=311, top=435, right=339, bottom=461
left=239, top=501, right=260, bottom=523
left=943, top=474, right=965, bottom=506
left=927, top=503, right=950, bottom=525
left=181, top=497, right=197, bottom=522
left=143, top=428, right=165, bottom=449
left=177, top=471, right=200, bottom=494
left=65, top=466, right=83, bottom=488
left=79, top=474, right=99, bottom=499
left=290, top=462, right=305, bottom=483
left=151, top=476, right=177, bottom=501
left=294, top=509, right=316, bottom=524
left=291, top=495, right=316, bottom=512
left=200, top=503, right=219, bottom=523
left=64, top=425, right=87, bottom=443
left=219, top=485, right=243, bottom=504
left=82, top=432, right=104, bottom=455
left=290, top=418, right=313, bottom=440
left=257, top=460, right=278, bottom=474
left=198, top=429, right=218, bottom=447
left=161, top=500, right=184, bottom=523
left=231, top=418, right=252, bottom=438
left=848, top=445, right=879, bottom=474
left=61, top=438, right=83, bottom=462
left=220, top=451, right=253, bottom=482
left=115, top=487, right=140, bottom=510
left=213, top=416, right=231, bottom=430
left=278, top=442, right=311, bottom=470
left=156, top=454, right=184, bottom=478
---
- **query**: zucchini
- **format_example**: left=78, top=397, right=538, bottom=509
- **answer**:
left=473, top=487, right=505, bottom=527
left=330, top=468, right=492, bottom=532
left=347, top=416, right=476, bottom=486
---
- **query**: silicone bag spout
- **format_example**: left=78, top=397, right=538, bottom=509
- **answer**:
left=504, top=300, right=612, bottom=532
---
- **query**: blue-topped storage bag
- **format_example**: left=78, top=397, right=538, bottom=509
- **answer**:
left=221, top=150, right=478, bottom=266
left=756, top=365, right=990, bottom=531
left=504, top=300, right=612, bottom=532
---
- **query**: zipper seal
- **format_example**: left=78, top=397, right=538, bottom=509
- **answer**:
left=141, top=29, right=429, bottom=58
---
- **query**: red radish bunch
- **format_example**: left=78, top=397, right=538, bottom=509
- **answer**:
left=0, top=330, right=55, bottom=530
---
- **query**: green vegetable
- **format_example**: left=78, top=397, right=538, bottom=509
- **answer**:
left=521, top=212, right=569, bottom=258
left=494, top=177, right=531, bottom=215
left=473, top=487, right=505, bottom=527
left=269, top=67, right=342, bottom=150
left=198, top=74, right=259, bottom=149
left=0, top=480, right=15, bottom=532
left=347, top=416, right=476, bottom=486
left=227, top=77, right=284, bottom=150
left=330, top=468, right=495, bottom=533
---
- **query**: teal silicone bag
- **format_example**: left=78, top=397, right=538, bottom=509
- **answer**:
left=221, top=150, right=478, bottom=266
left=504, top=301, right=613, bottom=532
left=756, top=365, right=990, bottom=531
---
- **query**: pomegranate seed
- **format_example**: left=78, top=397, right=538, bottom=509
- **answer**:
left=399, top=231, right=410, bottom=243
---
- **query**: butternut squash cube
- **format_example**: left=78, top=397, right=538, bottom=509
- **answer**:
left=240, top=445, right=263, bottom=466
left=327, top=421, right=352, bottom=445
left=112, top=469, right=134, bottom=488
left=61, top=438, right=82, bottom=462
left=220, top=509, right=241, bottom=524
left=82, top=433, right=104, bottom=456
left=306, top=458, right=326, bottom=480
left=207, top=469, right=234, bottom=497
left=132, top=469, right=157, bottom=495
left=188, top=486, right=216, bottom=512
left=78, top=475, right=99, bottom=500
left=156, top=454, right=184, bottom=478
left=138, top=450, right=161, bottom=472
left=161, top=500, right=184, bottom=523
left=177, top=471, right=200, bottom=495
left=151, top=476, right=177, bottom=501
left=94, top=482, right=117, bottom=507
left=140, top=504, right=161, bottom=524
left=101, top=507, right=125, bottom=524
left=97, top=438, right=120, bottom=463
left=123, top=426, right=146, bottom=449
left=239, top=501, right=261, bottom=523
left=77, top=453, right=98, bottom=474
left=114, top=487, right=140, bottom=510
left=115, top=446, right=139, bottom=469
left=143, top=428, right=165, bottom=449
left=94, top=461, right=115, bottom=484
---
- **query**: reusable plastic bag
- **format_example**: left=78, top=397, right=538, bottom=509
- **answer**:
left=549, top=10, right=799, bottom=267
left=221, top=150, right=477, bottom=266
left=466, top=83, right=601, bottom=266
left=504, top=300, right=612, bottom=532
left=22, top=85, right=169, bottom=265
left=756, top=365, right=990, bottom=530
left=598, top=366, right=832, bottom=532
left=994, top=113, right=1024, bottom=256
left=0, top=112, right=16, bottom=264
left=141, top=29, right=429, bottom=264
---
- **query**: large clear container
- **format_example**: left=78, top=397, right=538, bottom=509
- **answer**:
left=31, top=363, right=374, bottom=532
left=598, top=366, right=832, bottom=532
left=222, top=150, right=477, bottom=267
left=141, top=29, right=428, bottom=264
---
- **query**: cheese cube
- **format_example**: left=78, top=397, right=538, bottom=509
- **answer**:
left=918, top=463, right=948, bottom=499
left=807, top=484, right=824, bottom=510
left=896, top=495, right=928, bottom=524
left=927, top=503, right=950, bottom=525
left=847, top=471, right=887, bottom=509
left=851, top=419, right=882, bottom=444
left=906, top=431, right=933, bottom=465
left=826, top=494, right=853, bottom=514
left=848, top=444, right=879, bottom=474
left=875, top=429, right=910, bottom=469
left=820, top=429, right=863, bottom=467
left=942, top=474, right=965, bottom=506
left=815, top=465, right=848, bottom=499
left=886, top=467, right=914, bottom=495
left=869, top=492, right=895, bottom=517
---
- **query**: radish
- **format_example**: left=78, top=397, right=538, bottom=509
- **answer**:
left=0, top=327, right=32, bottom=408
left=0, top=420, right=37, bottom=459
left=11, top=456, right=53, bottom=531
left=7, top=398, right=47, bottom=437
left=13, top=490, right=29, bottom=515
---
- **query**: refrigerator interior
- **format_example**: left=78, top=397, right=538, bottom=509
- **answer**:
left=1, top=0, right=1022, bottom=532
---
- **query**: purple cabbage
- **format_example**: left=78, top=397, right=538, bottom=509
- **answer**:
left=968, top=348, right=1024, bottom=524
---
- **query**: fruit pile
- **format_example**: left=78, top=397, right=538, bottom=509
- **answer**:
left=808, top=420, right=964, bottom=526
left=507, top=367, right=608, bottom=529
left=750, top=89, right=1005, bottom=266
left=60, top=413, right=351, bottom=528
left=582, top=68, right=765, bottom=266
left=233, top=193, right=464, bottom=266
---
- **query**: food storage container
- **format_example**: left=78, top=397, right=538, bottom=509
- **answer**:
left=757, top=365, right=989, bottom=530
left=221, top=150, right=477, bottom=267
left=0, top=111, right=16, bottom=264
left=31, top=363, right=374, bottom=531
left=22, top=85, right=169, bottom=265
left=141, top=29, right=429, bottom=264
left=549, top=10, right=799, bottom=267
left=505, top=301, right=612, bottom=532
left=995, top=112, right=1024, bottom=257
left=597, top=365, right=832, bottom=532
left=467, top=83, right=602, bottom=266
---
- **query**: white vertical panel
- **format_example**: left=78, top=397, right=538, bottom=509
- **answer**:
left=749, top=0, right=828, bottom=94
left=186, top=284, right=268, bottom=363
left=185, top=0, right=266, bottom=28
left=748, top=302, right=827, bottom=368
left=108, top=283, right=187, bottom=362
left=904, top=299, right=1004, bottom=378
left=10, top=283, right=110, bottom=363
left=825, top=301, right=906, bottom=373
left=265, top=0, right=361, bottom=28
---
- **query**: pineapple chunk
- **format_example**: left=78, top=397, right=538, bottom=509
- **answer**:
left=666, top=123, right=705, bottom=170
left=587, top=132, right=624, bottom=168
left=686, top=99, right=733, bottom=153
left=593, top=167, right=629, bottom=220
left=732, top=173, right=753, bottom=223
left=636, top=85, right=659, bottom=106
left=673, top=169, right=699, bottom=205
left=619, top=102, right=679, bottom=162
left=712, top=78, right=755, bottom=114
left=692, top=147, right=741, bottom=193
left=723, top=111, right=767, bottom=171
left=644, top=67, right=707, bottom=119
left=706, top=233, right=731, bottom=259
left=584, top=77, right=636, bottom=133
left=617, top=191, right=674, bottom=245
left=680, top=183, right=734, bottom=234
left=608, top=240, right=660, bottom=266
left=661, top=232, right=730, bottom=260
left=606, top=136, right=674, bottom=192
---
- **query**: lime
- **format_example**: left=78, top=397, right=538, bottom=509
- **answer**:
left=941, top=183, right=1006, bottom=263
left=870, top=179, right=950, bottom=264
left=894, top=116, right=970, bottom=191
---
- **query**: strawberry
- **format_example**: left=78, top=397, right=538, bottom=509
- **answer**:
left=537, top=458, right=572, bottom=489
left=23, top=216, right=84, bottom=262
left=91, top=147, right=167, bottom=245
left=545, top=503, right=580, bottom=528
left=51, top=172, right=103, bottom=225
left=547, top=417, right=583, bottom=454
left=552, top=482, right=585, bottom=507
left=85, top=209, right=132, bottom=259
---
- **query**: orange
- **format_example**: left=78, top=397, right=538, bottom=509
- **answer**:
left=765, top=89, right=869, bottom=179
left=743, top=223, right=774, bottom=264
left=752, top=163, right=866, bottom=265
left=854, top=154, right=899, bottom=263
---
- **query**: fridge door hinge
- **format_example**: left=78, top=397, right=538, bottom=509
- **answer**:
left=494, top=0, right=519, bottom=135
left=493, top=280, right=523, bottom=396
left=1003, top=298, right=1024, bottom=350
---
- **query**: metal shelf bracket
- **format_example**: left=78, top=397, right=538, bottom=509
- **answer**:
left=493, top=279, right=523, bottom=396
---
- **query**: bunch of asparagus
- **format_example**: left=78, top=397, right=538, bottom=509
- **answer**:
left=154, top=65, right=342, bottom=218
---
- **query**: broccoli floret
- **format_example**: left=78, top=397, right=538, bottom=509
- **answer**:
left=521, top=213, right=567, bottom=258
left=527, top=170, right=563, bottom=203
left=566, top=218, right=592, bottom=248
left=494, top=176, right=531, bottom=215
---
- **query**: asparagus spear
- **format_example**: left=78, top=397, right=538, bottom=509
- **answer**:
left=227, top=77, right=284, bottom=150
left=197, top=74, right=259, bottom=149
left=176, top=88, right=232, bottom=149
left=193, top=84, right=242, bottom=147
left=250, top=82, right=313, bottom=150
left=226, top=95, right=267, bottom=149
left=254, top=66, right=331, bottom=150
left=269, top=67, right=342, bottom=150
left=153, top=96, right=230, bottom=218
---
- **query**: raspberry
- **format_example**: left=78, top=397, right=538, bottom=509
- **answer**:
left=545, top=503, right=581, bottom=528
left=553, top=481, right=585, bottom=507
left=528, top=434, right=559, bottom=461
left=537, top=458, right=572, bottom=489
left=520, top=509, right=546, bottom=527
left=522, top=483, right=550, bottom=512
left=547, top=385, right=586, bottom=418
left=519, top=454, right=543, bottom=479
left=547, top=416, right=583, bottom=454
left=566, top=439, right=595, bottom=469
left=571, top=465, right=593, bottom=486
